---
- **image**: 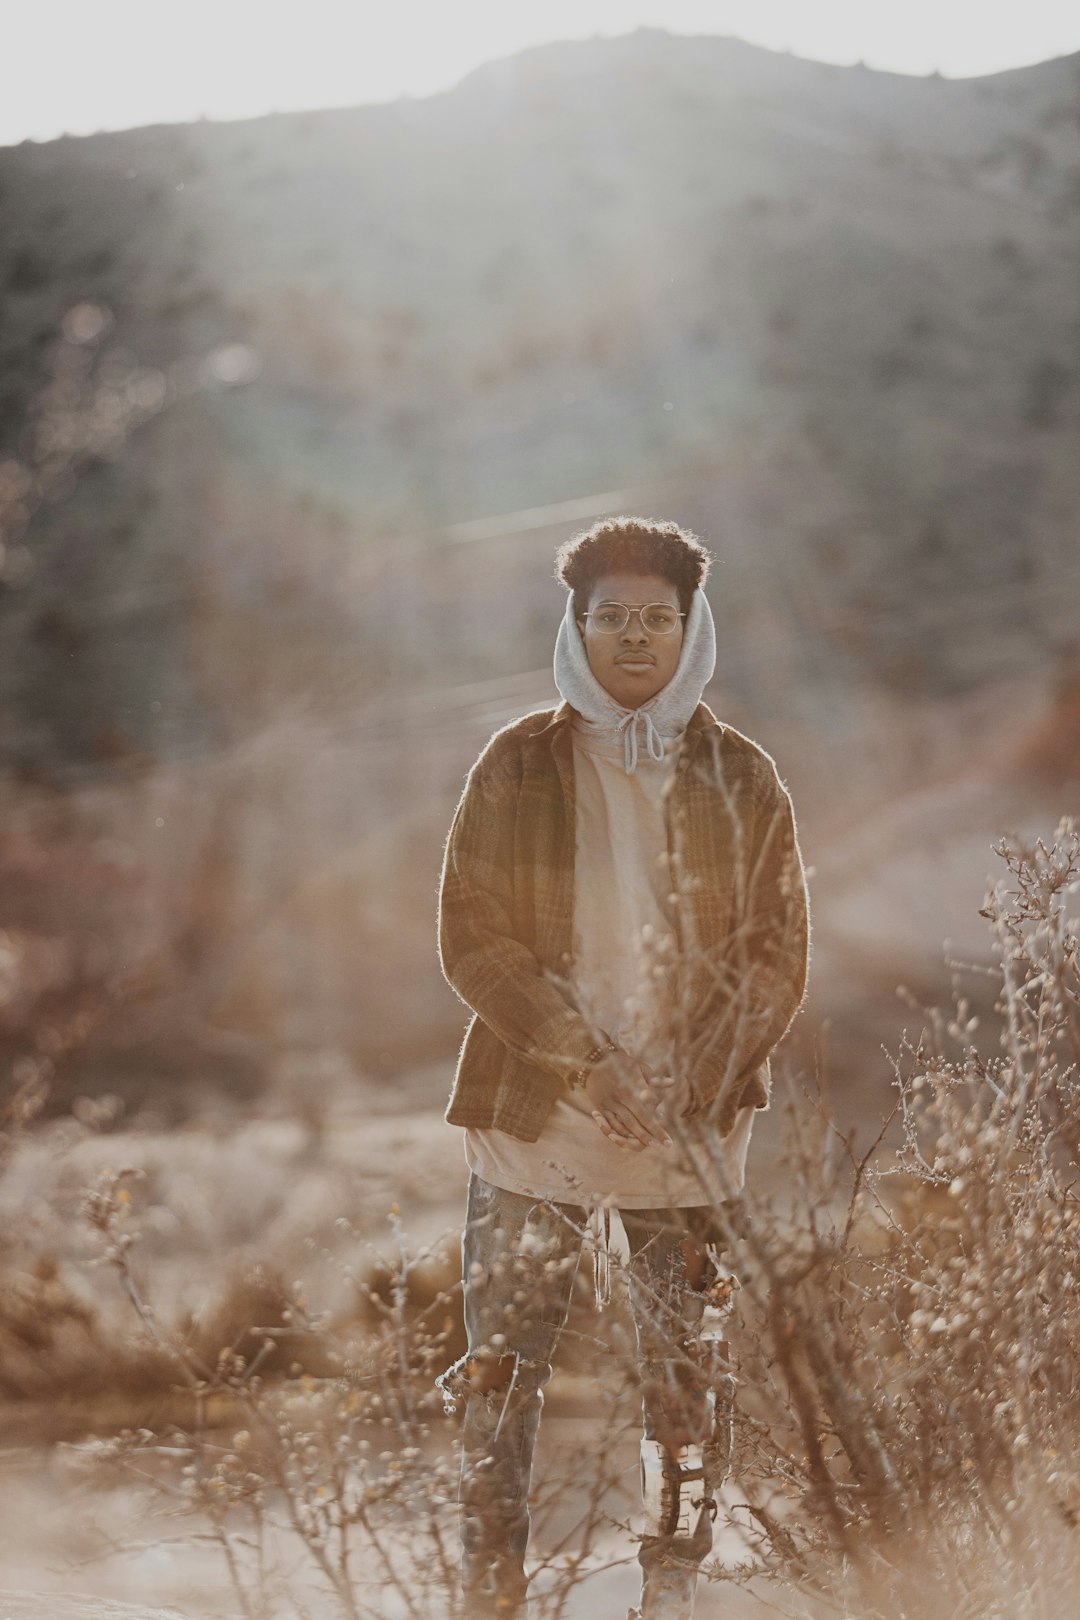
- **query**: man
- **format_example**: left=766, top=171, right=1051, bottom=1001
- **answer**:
left=436, top=516, right=811, bottom=1619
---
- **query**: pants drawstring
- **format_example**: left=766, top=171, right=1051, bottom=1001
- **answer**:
left=591, top=1203, right=613, bottom=1309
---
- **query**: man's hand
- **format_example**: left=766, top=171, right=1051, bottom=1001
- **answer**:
left=639, top=1063, right=696, bottom=1123
left=584, top=1051, right=674, bottom=1151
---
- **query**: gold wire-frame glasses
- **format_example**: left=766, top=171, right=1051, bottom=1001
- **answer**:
left=581, top=602, right=686, bottom=635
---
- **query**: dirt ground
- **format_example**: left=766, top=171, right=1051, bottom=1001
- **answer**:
left=0, top=1054, right=891, bottom=1618
left=0, top=1415, right=770, bottom=1618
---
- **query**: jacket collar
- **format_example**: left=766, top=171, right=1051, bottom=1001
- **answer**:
left=526, top=699, right=573, bottom=736
left=526, top=697, right=721, bottom=742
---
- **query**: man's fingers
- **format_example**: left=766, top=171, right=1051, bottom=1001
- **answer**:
left=588, top=1060, right=685, bottom=1141
left=615, top=1105, right=666, bottom=1150
left=628, top=1084, right=676, bottom=1143
left=625, top=1098, right=674, bottom=1146
left=611, top=1107, right=647, bottom=1148
left=592, top=1108, right=641, bottom=1146
left=632, top=1084, right=662, bottom=1115
left=592, top=1110, right=639, bottom=1149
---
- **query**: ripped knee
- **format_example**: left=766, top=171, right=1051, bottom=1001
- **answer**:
left=435, top=1346, right=548, bottom=1415
left=644, top=1234, right=738, bottom=1330
left=645, top=1362, right=734, bottom=1452
left=675, top=1246, right=740, bottom=1383
left=436, top=1347, right=516, bottom=1403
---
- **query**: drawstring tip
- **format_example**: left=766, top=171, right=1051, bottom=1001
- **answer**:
left=591, top=1205, right=614, bottom=1310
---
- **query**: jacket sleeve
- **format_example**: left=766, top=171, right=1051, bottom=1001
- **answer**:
left=682, top=760, right=811, bottom=1127
left=437, top=739, right=605, bottom=1086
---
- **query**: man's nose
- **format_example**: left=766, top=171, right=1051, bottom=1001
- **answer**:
left=620, top=613, right=649, bottom=642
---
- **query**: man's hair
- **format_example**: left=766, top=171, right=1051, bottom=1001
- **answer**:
left=553, top=516, right=713, bottom=619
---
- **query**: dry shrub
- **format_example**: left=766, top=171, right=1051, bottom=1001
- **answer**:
left=684, top=814, right=1080, bottom=1616
left=359, top=1229, right=465, bottom=1368
left=61, top=1190, right=472, bottom=1619
left=180, top=1259, right=339, bottom=1380
left=0, top=1249, right=174, bottom=1412
left=0, top=1060, right=182, bottom=1426
left=13, top=818, right=1078, bottom=1620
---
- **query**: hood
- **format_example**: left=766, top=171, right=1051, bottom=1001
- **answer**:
left=553, top=585, right=717, bottom=774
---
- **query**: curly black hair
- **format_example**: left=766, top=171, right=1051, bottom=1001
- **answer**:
left=553, top=515, right=713, bottom=619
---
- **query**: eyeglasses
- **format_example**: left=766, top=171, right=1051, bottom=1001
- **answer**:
left=581, top=602, right=686, bottom=635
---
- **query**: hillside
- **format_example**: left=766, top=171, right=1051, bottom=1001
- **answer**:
left=0, top=30, right=1077, bottom=1094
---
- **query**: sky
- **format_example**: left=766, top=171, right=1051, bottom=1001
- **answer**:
left=5, top=0, right=1079, bottom=148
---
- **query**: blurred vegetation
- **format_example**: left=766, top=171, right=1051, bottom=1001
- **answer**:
left=0, top=37, right=1078, bottom=1107
left=0, top=821, right=1075, bottom=1617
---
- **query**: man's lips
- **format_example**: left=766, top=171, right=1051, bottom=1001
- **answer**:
left=615, top=652, right=655, bottom=664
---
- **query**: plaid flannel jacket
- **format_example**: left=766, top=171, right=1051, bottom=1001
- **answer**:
left=438, top=699, right=811, bottom=1142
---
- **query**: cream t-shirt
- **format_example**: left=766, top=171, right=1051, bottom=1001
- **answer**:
left=464, top=718, right=755, bottom=1207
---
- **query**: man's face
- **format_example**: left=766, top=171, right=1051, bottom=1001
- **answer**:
left=575, top=570, right=685, bottom=708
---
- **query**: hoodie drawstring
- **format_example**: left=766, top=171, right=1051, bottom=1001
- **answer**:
left=613, top=708, right=666, bottom=775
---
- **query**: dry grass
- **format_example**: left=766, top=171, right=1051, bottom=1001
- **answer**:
left=689, top=814, right=1080, bottom=1616
left=0, top=818, right=1077, bottom=1617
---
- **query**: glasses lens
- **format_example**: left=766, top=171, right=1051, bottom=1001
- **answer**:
left=592, top=604, right=628, bottom=632
left=642, top=605, right=679, bottom=633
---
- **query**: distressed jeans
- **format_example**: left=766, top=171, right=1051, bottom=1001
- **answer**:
left=436, top=1173, right=739, bottom=1619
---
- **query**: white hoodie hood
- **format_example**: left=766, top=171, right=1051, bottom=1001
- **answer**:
left=553, top=585, right=717, bottom=774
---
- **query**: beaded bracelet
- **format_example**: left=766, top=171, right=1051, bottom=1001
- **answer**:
left=567, top=1035, right=619, bottom=1091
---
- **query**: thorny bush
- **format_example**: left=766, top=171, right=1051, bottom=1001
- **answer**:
left=682, top=814, right=1080, bottom=1618
left=13, top=818, right=1080, bottom=1618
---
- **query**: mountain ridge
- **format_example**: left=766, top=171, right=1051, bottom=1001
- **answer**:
left=0, top=25, right=1076, bottom=1080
